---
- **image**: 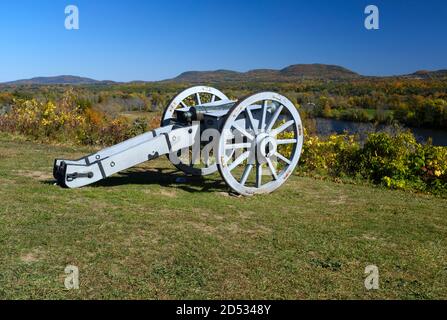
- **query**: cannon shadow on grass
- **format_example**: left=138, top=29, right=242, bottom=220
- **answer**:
left=94, top=168, right=228, bottom=193
left=42, top=168, right=229, bottom=193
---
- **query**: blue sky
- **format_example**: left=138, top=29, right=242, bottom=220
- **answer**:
left=0, top=0, right=446, bottom=82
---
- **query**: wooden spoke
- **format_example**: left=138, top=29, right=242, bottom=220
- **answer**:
left=266, top=158, right=278, bottom=180
left=266, top=105, right=283, bottom=132
left=228, top=151, right=250, bottom=171
left=232, top=123, right=254, bottom=141
left=260, top=100, right=267, bottom=131
left=226, top=148, right=236, bottom=161
left=225, top=143, right=252, bottom=150
left=245, top=107, right=258, bottom=134
left=180, top=101, right=188, bottom=108
left=277, top=138, right=297, bottom=145
left=274, top=152, right=291, bottom=165
left=211, top=94, right=216, bottom=102
left=256, top=163, right=263, bottom=188
left=271, top=120, right=295, bottom=136
left=196, top=93, right=202, bottom=105
left=240, top=164, right=253, bottom=186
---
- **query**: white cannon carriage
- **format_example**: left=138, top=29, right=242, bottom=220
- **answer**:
left=53, top=86, right=304, bottom=196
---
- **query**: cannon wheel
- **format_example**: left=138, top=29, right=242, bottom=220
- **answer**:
left=217, top=92, right=304, bottom=196
left=161, top=86, right=229, bottom=176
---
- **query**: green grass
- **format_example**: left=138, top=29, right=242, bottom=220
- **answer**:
left=0, top=132, right=446, bottom=299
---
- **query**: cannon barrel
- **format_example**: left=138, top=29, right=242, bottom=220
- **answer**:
left=175, top=101, right=236, bottom=122
left=175, top=100, right=278, bottom=123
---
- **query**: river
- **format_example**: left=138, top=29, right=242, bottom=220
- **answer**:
left=315, top=118, right=447, bottom=146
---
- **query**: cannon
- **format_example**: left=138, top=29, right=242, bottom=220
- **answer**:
left=53, top=86, right=304, bottom=196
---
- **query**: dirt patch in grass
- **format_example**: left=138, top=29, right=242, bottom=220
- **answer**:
left=329, top=195, right=348, bottom=205
left=186, top=221, right=218, bottom=236
left=19, top=250, right=43, bottom=263
left=14, top=170, right=52, bottom=181
left=143, top=188, right=178, bottom=198
left=0, top=177, right=16, bottom=185
left=159, top=189, right=178, bottom=198
left=0, top=147, right=19, bottom=158
left=218, top=191, right=243, bottom=198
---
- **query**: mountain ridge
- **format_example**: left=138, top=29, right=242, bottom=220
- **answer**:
left=1, top=64, right=446, bottom=85
left=170, top=64, right=360, bottom=82
left=3, top=75, right=116, bottom=86
left=407, top=69, right=447, bottom=79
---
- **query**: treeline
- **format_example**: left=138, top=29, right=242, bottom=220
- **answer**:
left=2, top=77, right=446, bottom=129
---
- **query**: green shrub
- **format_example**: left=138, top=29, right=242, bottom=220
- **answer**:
left=300, top=131, right=447, bottom=195
left=0, top=91, right=152, bottom=147
left=300, top=133, right=359, bottom=176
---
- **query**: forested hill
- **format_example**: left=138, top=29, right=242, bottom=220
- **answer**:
left=3, top=75, right=116, bottom=85
left=170, top=64, right=360, bottom=82
left=1, top=65, right=446, bottom=85
left=407, top=70, right=447, bottom=79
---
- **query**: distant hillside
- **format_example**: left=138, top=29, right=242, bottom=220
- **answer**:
left=406, top=70, right=447, bottom=79
left=170, top=64, right=360, bottom=82
left=3, top=75, right=116, bottom=85
left=2, top=65, right=446, bottom=86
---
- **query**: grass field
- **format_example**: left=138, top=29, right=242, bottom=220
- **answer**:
left=0, top=133, right=446, bottom=299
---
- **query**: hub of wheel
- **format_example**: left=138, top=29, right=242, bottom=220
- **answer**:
left=255, top=134, right=278, bottom=163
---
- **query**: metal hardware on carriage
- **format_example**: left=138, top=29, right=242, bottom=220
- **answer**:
left=53, top=86, right=304, bottom=196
